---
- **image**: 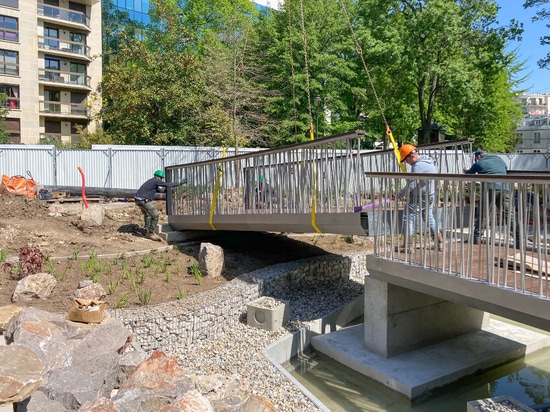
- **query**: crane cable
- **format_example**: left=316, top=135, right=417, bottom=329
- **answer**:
left=337, top=0, right=406, bottom=173
left=298, top=0, right=321, bottom=233
left=286, top=0, right=299, bottom=135
left=298, top=0, right=315, bottom=142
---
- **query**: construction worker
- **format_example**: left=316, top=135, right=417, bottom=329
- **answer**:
left=463, top=149, right=518, bottom=246
left=255, top=175, right=277, bottom=208
left=134, top=170, right=176, bottom=241
left=396, top=144, right=443, bottom=251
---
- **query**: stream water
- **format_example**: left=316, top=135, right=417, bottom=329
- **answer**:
left=284, top=317, right=550, bottom=411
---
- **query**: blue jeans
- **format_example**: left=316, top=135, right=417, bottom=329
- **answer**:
left=404, top=195, right=437, bottom=237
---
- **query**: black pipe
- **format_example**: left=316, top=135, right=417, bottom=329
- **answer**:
left=36, top=185, right=166, bottom=200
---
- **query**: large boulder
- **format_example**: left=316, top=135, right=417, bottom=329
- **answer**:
left=0, top=345, right=44, bottom=404
left=198, top=243, right=224, bottom=278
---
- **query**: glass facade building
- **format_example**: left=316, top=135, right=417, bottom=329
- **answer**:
left=109, top=0, right=272, bottom=26
left=112, top=0, right=150, bottom=25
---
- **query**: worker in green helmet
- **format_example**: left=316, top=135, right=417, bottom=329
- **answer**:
left=134, top=170, right=173, bottom=241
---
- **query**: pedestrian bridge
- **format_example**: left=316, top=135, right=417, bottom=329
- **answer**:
left=163, top=132, right=550, bottom=332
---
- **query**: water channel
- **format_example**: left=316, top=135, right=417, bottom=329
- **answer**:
left=283, top=317, right=550, bottom=411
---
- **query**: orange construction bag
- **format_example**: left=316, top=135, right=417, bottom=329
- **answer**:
left=1, top=172, right=37, bottom=198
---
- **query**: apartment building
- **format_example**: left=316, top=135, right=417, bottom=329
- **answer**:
left=515, top=93, right=550, bottom=153
left=0, top=0, right=102, bottom=144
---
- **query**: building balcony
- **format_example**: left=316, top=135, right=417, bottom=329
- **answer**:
left=37, top=2, right=90, bottom=31
left=38, top=69, right=91, bottom=90
left=39, top=100, right=88, bottom=118
left=38, top=36, right=91, bottom=61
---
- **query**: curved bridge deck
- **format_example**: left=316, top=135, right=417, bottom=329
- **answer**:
left=163, top=132, right=550, bottom=332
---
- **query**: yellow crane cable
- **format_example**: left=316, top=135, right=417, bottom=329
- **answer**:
left=209, top=148, right=227, bottom=230
left=337, top=0, right=406, bottom=173
left=298, top=0, right=321, bottom=233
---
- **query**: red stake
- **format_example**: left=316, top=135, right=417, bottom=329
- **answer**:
left=77, top=166, right=89, bottom=209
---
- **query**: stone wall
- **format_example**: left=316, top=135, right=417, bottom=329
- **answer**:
left=108, top=251, right=367, bottom=353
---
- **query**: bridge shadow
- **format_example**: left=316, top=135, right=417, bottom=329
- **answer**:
left=174, top=231, right=362, bottom=283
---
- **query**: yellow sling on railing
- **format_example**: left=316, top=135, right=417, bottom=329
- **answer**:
left=209, top=148, right=227, bottom=230
left=309, top=122, right=322, bottom=233
left=387, top=126, right=407, bottom=173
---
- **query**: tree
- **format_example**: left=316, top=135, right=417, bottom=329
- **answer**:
left=524, top=0, right=550, bottom=69
left=459, top=69, right=524, bottom=152
left=254, top=0, right=364, bottom=146
left=354, top=0, right=523, bottom=146
left=189, top=0, right=276, bottom=150
left=96, top=0, right=273, bottom=147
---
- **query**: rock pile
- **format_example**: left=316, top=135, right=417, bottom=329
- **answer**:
left=0, top=305, right=274, bottom=411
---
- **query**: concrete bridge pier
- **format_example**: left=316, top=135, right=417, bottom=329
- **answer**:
left=311, top=275, right=550, bottom=401
left=363, top=277, right=489, bottom=358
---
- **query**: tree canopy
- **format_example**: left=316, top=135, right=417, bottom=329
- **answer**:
left=87, top=0, right=529, bottom=152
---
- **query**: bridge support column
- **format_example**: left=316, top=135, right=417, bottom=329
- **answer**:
left=364, top=276, right=489, bottom=358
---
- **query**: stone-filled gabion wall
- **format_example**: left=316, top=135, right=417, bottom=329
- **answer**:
left=108, top=251, right=368, bottom=353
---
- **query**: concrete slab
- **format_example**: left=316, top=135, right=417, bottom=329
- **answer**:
left=311, top=318, right=550, bottom=401
left=157, top=224, right=211, bottom=243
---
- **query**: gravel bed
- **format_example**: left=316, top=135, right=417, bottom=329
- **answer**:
left=175, top=277, right=364, bottom=411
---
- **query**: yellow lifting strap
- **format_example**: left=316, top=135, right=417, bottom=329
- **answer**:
left=209, top=148, right=227, bottom=230
left=309, top=122, right=322, bottom=233
left=298, top=0, right=322, bottom=233
left=387, top=126, right=407, bottom=173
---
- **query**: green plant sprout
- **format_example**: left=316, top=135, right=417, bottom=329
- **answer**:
left=137, top=289, right=152, bottom=305
left=0, top=250, right=7, bottom=264
left=116, top=295, right=128, bottom=308
left=188, top=263, right=202, bottom=285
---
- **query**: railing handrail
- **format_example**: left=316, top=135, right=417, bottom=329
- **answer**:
left=366, top=171, right=550, bottom=185
left=166, top=131, right=363, bottom=170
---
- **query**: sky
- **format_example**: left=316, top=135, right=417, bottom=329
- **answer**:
left=496, top=1, right=550, bottom=94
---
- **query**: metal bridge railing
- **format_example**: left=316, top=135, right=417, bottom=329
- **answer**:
left=364, top=172, right=550, bottom=300
left=165, top=133, right=473, bottom=221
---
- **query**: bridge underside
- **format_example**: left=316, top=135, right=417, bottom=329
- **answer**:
left=168, top=212, right=368, bottom=236
left=365, top=256, right=550, bottom=331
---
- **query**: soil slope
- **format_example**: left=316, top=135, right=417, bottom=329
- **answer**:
left=0, top=194, right=371, bottom=312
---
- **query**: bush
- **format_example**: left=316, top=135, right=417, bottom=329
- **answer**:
left=2, top=245, right=45, bottom=280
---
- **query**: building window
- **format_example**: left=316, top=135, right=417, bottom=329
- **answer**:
left=44, top=27, right=59, bottom=49
left=0, top=15, right=18, bottom=42
left=0, top=84, right=19, bottom=109
left=0, top=49, right=18, bottom=75
left=68, top=1, right=87, bottom=25
left=70, top=62, right=86, bottom=85
left=534, top=132, right=541, bottom=144
left=4, top=117, right=20, bottom=143
left=0, top=0, right=18, bottom=8
left=44, top=89, right=60, bottom=113
left=69, top=32, right=85, bottom=54
left=45, top=57, right=60, bottom=80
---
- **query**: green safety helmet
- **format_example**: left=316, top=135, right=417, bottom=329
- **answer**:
left=154, top=170, right=165, bottom=179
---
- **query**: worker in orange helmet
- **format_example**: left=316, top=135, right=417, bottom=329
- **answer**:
left=396, top=144, right=443, bottom=251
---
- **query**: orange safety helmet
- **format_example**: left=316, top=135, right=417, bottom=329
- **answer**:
left=399, top=144, right=416, bottom=163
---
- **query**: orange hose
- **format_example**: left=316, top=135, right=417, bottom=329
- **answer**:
left=77, top=166, right=89, bottom=209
